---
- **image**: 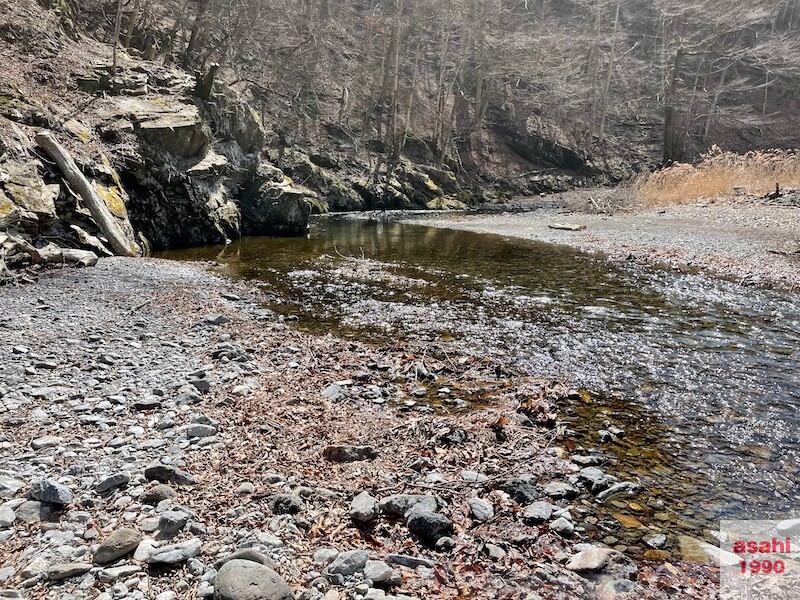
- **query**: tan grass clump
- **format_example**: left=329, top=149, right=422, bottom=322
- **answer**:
left=633, top=146, right=800, bottom=206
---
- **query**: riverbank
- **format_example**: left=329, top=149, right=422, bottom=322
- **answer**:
left=409, top=196, right=800, bottom=290
left=0, top=258, right=717, bottom=599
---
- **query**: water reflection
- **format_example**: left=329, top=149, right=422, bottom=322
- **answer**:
left=160, top=215, right=800, bottom=534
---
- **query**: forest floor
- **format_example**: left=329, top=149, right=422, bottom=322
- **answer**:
left=0, top=258, right=719, bottom=599
left=411, top=192, right=800, bottom=291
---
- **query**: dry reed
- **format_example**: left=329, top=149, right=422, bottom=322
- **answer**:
left=633, top=146, right=800, bottom=206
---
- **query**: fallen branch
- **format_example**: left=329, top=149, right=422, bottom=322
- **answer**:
left=548, top=223, right=587, bottom=232
left=34, top=131, right=138, bottom=257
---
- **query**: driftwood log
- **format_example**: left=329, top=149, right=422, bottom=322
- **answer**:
left=34, top=132, right=138, bottom=257
left=548, top=223, right=587, bottom=232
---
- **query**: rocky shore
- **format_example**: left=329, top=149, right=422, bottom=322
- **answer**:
left=0, top=258, right=717, bottom=599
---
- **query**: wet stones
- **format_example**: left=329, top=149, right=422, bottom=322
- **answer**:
left=350, top=491, right=380, bottom=523
left=93, top=528, right=143, bottom=564
left=323, top=445, right=378, bottom=463
left=643, top=533, right=667, bottom=549
left=30, top=478, right=73, bottom=506
left=215, top=559, right=294, bottom=600
left=578, top=467, right=615, bottom=493
left=595, top=481, right=642, bottom=502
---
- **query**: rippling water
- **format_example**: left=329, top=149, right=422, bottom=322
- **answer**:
left=160, top=216, right=800, bottom=535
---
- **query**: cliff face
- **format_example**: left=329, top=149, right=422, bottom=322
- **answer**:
left=1, top=50, right=316, bottom=268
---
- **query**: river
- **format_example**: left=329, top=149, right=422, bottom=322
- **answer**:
left=160, top=215, right=800, bottom=542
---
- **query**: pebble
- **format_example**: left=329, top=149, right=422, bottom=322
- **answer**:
left=94, top=529, right=143, bottom=564
left=467, top=497, right=494, bottom=521
left=0, top=506, right=16, bottom=528
left=379, top=494, right=438, bottom=517
left=542, top=481, right=578, bottom=499
left=549, top=517, right=574, bottom=537
left=144, top=539, right=202, bottom=564
left=324, top=549, right=369, bottom=577
left=566, top=547, right=638, bottom=581
left=158, top=510, right=190, bottom=536
left=522, top=501, right=552, bottom=523
left=96, top=472, right=131, bottom=494
left=350, top=491, right=380, bottom=523
left=46, top=563, right=92, bottom=581
left=143, top=464, right=197, bottom=486
left=313, top=548, right=339, bottom=566
left=484, top=543, right=506, bottom=561
left=363, top=560, right=393, bottom=583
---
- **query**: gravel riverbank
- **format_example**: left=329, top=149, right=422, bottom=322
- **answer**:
left=0, top=258, right=717, bottom=599
left=410, top=200, right=800, bottom=290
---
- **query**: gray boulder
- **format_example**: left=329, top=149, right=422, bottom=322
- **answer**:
left=30, top=479, right=73, bottom=506
left=215, top=559, right=294, bottom=600
left=240, top=172, right=310, bottom=236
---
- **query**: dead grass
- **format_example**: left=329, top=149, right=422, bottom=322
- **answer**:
left=633, top=146, right=800, bottom=206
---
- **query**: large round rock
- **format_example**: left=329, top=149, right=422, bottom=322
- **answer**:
left=215, top=559, right=294, bottom=600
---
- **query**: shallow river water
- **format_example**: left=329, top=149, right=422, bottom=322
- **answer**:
left=161, top=215, right=800, bottom=538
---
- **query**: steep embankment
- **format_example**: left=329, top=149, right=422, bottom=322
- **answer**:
left=1, top=26, right=313, bottom=275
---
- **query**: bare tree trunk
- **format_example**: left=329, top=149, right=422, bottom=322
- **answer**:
left=663, top=47, right=684, bottom=163
left=35, top=132, right=139, bottom=257
left=112, top=0, right=124, bottom=74
left=124, top=0, right=141, bottom=48
left=702, top=64, right=727, bottom=143
left=598, top=2, right=620, bottom=140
